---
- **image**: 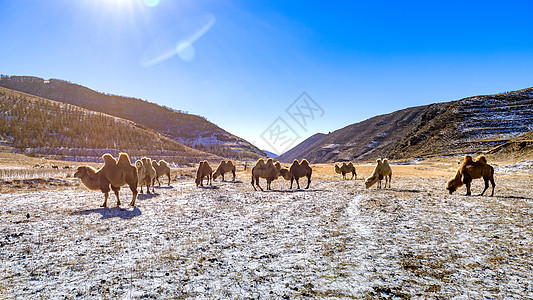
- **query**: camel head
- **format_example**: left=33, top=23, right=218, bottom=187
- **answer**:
left=279, top=168, right=292, bottom=180
left=74, top=166, right=96, bottom=179
left=334, top=164, right=341, bottom=174
left=445, top=177, right=461, bottom=194
left=212, top=169, right=221, bottom=180
left=364, top=175, right=377, bottom=189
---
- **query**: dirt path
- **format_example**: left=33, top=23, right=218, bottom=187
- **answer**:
left=1, top=171, right=532, bottom=298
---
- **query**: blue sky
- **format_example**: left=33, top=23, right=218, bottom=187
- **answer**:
left=1, top=0, right=533, bottom=154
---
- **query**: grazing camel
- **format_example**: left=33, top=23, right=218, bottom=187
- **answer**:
left=213, top=160, right=236, bottom=181
left=446, top=155, right=495, bottom=196
left=195, top=161, right=213, bottom=187
left=334, top=162, right=357, bottom=179
left=74, top=153, right=138, bottom=207
left=286, top=159, right=313, bottom=189
left=152, top=159, right=171, bottom=186
left=251, top=158, right=281, bottom=191
left=365, top=158, right=392, bottom=189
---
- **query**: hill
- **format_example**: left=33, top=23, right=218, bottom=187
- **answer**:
left=0, top=86, right=221, bottom=164
left=277, top=133, right=326, bottom=163
left=0, top=75, right=264, bottom=160
left=487, top=130, right=533, bottom=159
left=281, top=87, right=533, bottom=163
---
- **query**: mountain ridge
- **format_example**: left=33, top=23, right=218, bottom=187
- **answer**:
left=0, top=75, right=265, bottom=160
left=280, top=87, right=533, bottom=163
left=0, top=86, right=222, bottom=164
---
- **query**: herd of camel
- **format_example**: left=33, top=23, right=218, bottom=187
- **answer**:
left=74, top=153, right=496, bottom=207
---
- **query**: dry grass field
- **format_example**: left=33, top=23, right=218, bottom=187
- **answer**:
left=1, top=153, right=532, bottom=298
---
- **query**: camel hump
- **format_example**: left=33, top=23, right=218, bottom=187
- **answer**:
left=102, top=153, right=117, bottom=166
left=117, top=153, right=131, bottom=165
left=464, top=155, right=474, bottom=164
left=347, top=162, right=354, bottom=167
left=159, top=160, right=168, bottom=167
left=300, top=159, right=309, bottom=166
left=376, top=158, right=382, bottom=164
left=382, top=158, right=389, bottom=165
left=476, top=155, right=487, bottom=164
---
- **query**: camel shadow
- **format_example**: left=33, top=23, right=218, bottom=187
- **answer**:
left=497, top=195, right=533, bottom=200
left=216, top=180, right=243, bottom=184
left=71, top=206, right=142, bottom=220
left=137, top=193, right=159, bottom=200
left=154, top=185, right=173, bottom=190
left=387, top=188, right=424, bottom=193
left=262, top=188, right=324, bottom=193
left=198, top=185, right=219, bottom=190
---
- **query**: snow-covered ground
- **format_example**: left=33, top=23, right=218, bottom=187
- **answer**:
left=1, top=170, right=532, bottom=298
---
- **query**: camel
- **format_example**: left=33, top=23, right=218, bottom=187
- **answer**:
left=285, top=159, right=313, bottom=189
left=74, top=153, right=138, bottom=207
left=334, top=162, right=357, bottom=179
left=152, top=159, right=171, bottom=186
left=135, top=159, right=146, bottom=192
left=213, top=160, right=236, bottom=181
left=365, top=158, right=392, bottom=189
left=136, top=157, right=156, bottom=193
left=195, top=161, right=213, bottom=187
left=446, top=155, right=495, bottom=196
left=251, top=158, right=281, bottom=191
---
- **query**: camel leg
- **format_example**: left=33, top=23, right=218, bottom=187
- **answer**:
left=295, top=177, right=301, bottom=189
left=267, top=179, right=272, bottom=190
left=129, top=184, right=138, bottom=206
left=465, top=182, right=472, bottom=196
left=255, top=177, right=263, bottom=191
left=463, top=174, right=472, bottom=196
left=167, top=172, right=171, bottom=186
left=251, top=176, right=257, bottom=191
left=232, top=170, right=236, bottom=182
left=490, top=178, right=495, bottom=196
left=102, top=192, right=109, bottom=208
left=480, top=178, right=490, bottom=196
left=111, top=186, right=121, bottom=206
left=305, top=175, right=311, bottom=189
left=290, top=177, right=294, bottom=189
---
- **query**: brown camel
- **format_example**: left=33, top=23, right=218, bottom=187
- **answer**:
left=74, top=153, right=138, bottom=207
left=152, top=159, right=171, bottom=186
left=195, top=161, right=213, bottom=187
left=213, top=160, right=236, bottom=181
left=446, top=155, right=495, bottom=196
left=334, top=162, right=357, bottom=179
left=251, top=158, right=281, bottom=191
left=287, top=159, right=312, bottom=189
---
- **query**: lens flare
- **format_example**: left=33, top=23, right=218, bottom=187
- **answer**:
left=141, top=14, right=215, bottom=66
left=177, top=41, right=195, bottom=62
left=143, top=0, right=160, bottom=7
